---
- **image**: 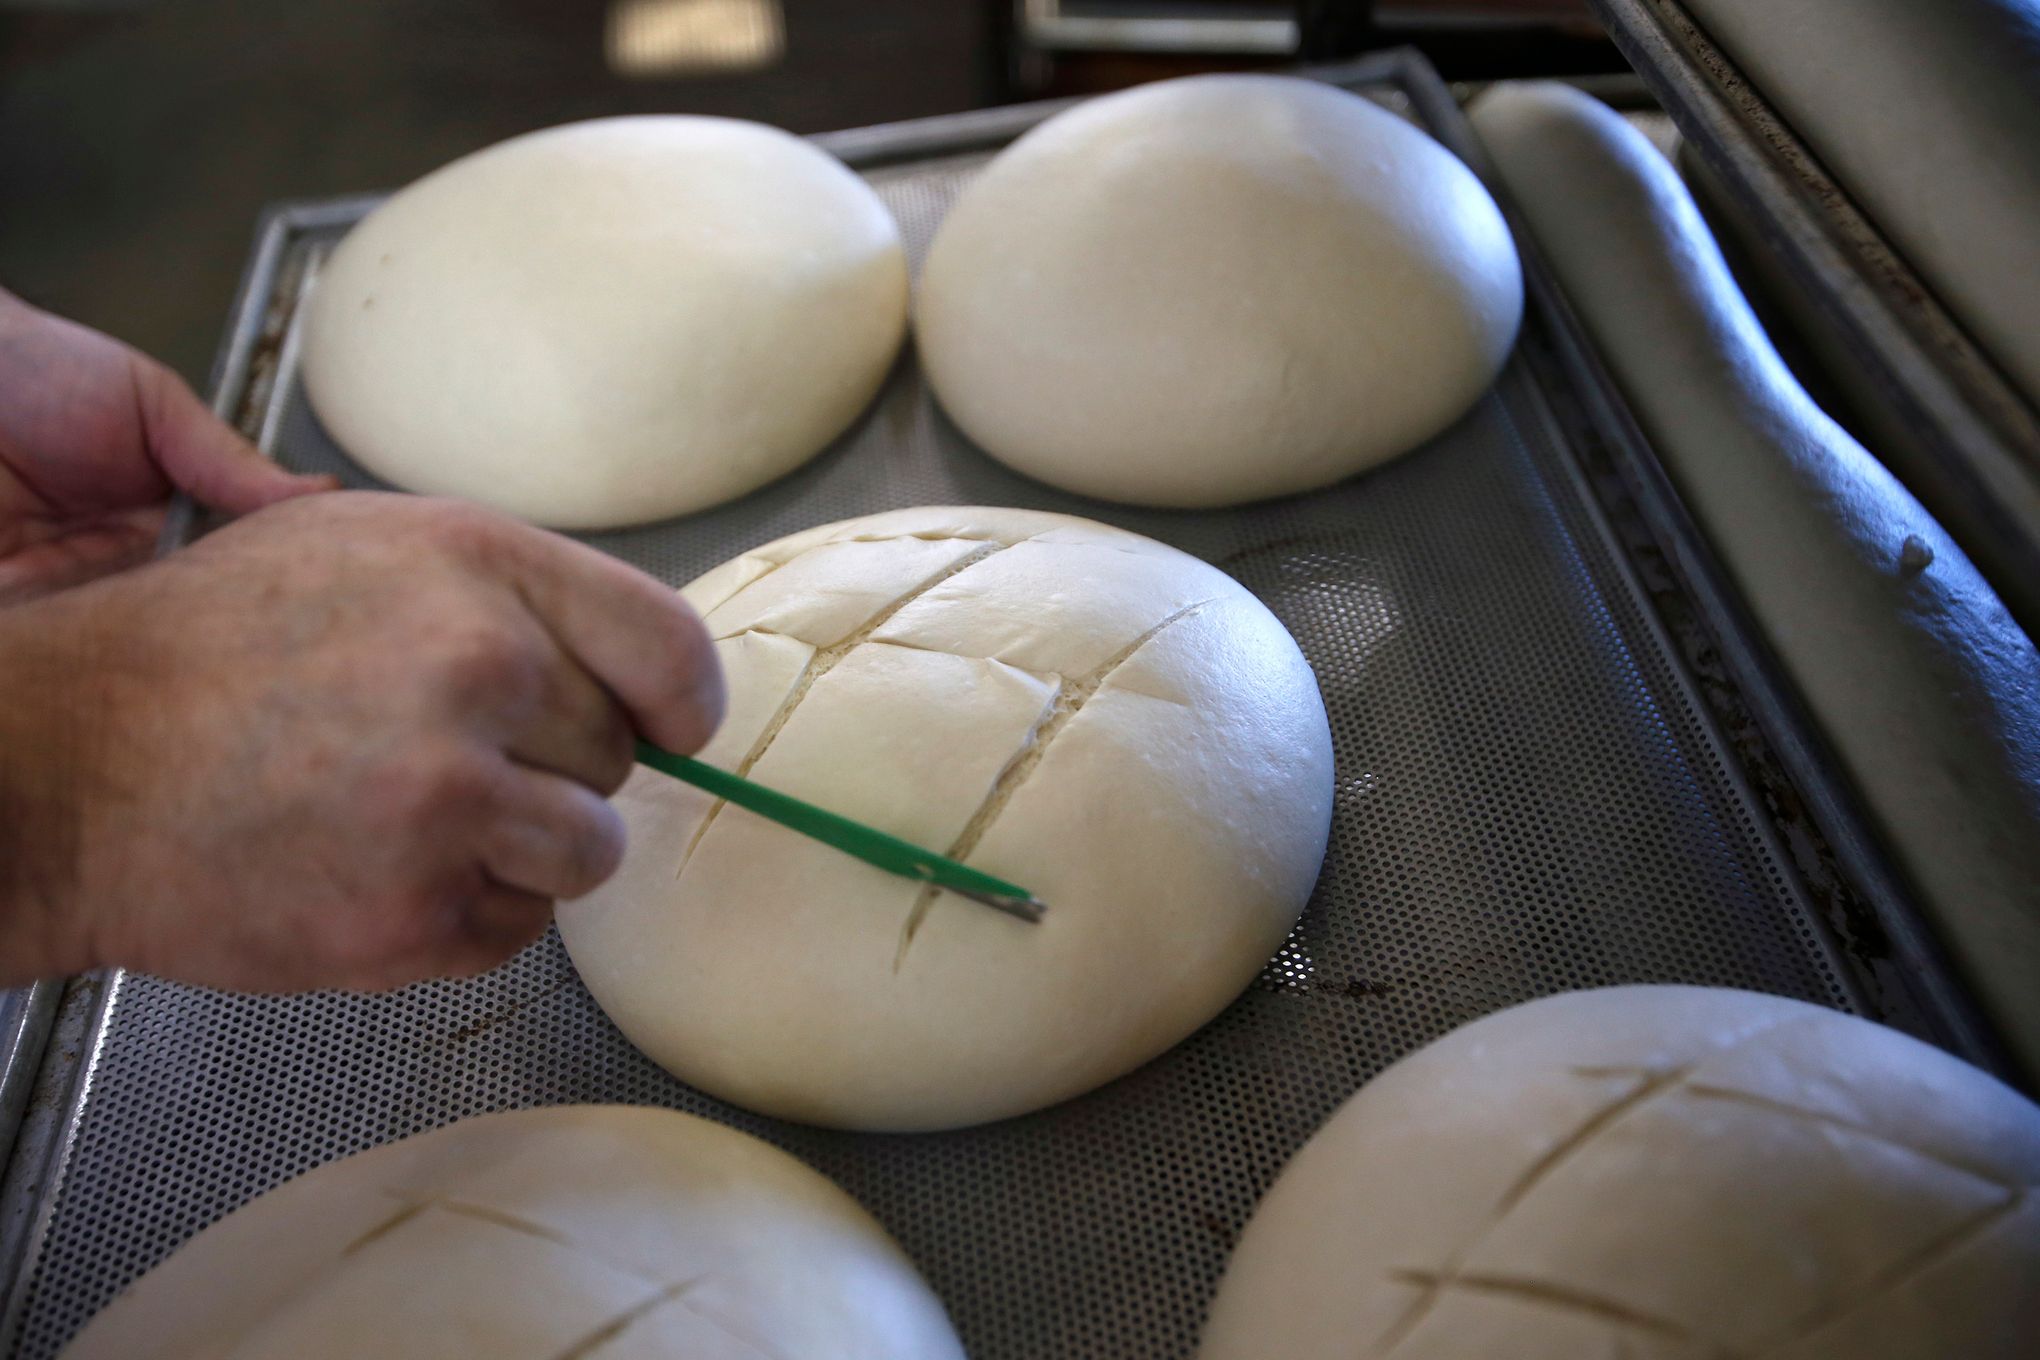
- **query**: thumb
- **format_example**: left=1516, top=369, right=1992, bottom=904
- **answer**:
left=136, top=353, right=338, bottom=515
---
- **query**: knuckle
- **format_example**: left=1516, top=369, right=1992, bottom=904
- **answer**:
left=498, top=909, right=554, bottom=957
left=367, top=746, right=495, bottom=829
left=452, top=896, right=553, bottom=974
left=587, top=712, right=637, bottom=795
left=404, top=881, right=496, bottom=972
left=533, top=673, right=635, bottom=792
left=414, top=496, right=511, bottom=556
left=435, top=624, right=541, bottom=711
left=306, top=862, right=486, bottom=982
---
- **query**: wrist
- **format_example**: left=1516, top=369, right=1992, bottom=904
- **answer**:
left=0, top=588, right=125, bottom=982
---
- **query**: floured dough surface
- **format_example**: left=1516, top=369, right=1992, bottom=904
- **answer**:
left=301, top=116, right=908, bottom=529
left=558, top=506, right=1335, bottom=1130
left=915, top=74, right=1523, bottom=507
left=1200, top=986, right=2040, bottom=1360
left=62, top=1106, right=964, bottom=1360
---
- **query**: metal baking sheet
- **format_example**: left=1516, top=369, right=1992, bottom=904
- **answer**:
left=0, top=49, right=1993, bottom=1359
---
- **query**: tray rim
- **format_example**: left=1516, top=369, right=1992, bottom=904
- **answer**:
left=0, top=46, right=2016, bottom=1354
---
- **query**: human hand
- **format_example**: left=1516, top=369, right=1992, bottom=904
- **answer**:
left=0, top=491, right=724, bottom=991
left=0, top=288, right=333, bottom=607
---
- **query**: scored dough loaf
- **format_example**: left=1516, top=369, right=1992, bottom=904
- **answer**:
left=61, top=1106, right=965, bottom=1359
left=1200, top=987, right=2040, bottom=1360
left=558, top=506, right=1335, bottom=1131
left=915, top=74, right=1523, bottom=508
left=301, top=116, right=908, bottom=530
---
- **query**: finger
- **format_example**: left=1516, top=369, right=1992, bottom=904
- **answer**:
left=0, top=506, right=164, bottom=607
left=477, top=762, right=628, bottom=901
left=495, top=524, right=726, bottom=756
left=502, top=648, right=636, bottom=795
left=132, top=352, right=338, bottom=515
left=442, top=880, right=558, bottom=978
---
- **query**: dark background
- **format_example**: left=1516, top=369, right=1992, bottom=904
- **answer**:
left=0, top=0, right=1607, bottom=386
left=1, top=1, right=999, bottom=382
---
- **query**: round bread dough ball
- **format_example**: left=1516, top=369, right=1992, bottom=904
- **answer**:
left=558, top=506, right=1335, bottom=1131
left=62, top=1106, right=964, bottom=1360
left=1200, top=986, right=2040, bottom=1360
left=915, top=75, right=1523, bottom=508
left=301, top=116, right=908, bottom=529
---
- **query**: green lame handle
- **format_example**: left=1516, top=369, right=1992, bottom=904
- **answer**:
left=633, top=742, right=1045, bottom=922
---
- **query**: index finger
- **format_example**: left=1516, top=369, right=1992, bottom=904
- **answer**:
left=136, top=351, right=340, bottom=515
left=493, top=521, right=726, bottom=757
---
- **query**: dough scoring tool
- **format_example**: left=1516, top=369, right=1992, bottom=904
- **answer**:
left=633, top=740, right=1048, bottom=923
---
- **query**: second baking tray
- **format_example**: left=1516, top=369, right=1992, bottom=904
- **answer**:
left=0, top=49, right=1994, bottom=1360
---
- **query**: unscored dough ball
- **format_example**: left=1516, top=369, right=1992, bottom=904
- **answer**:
left=301, top=116, right=908, bottom=529
left=61, top=1106, right=964, bottom=1359
left=916, top=75, right=1523, bottom=507
left=1200, top=986, right=2040, bottom=1360
left=558, top=506, right=1335, bottom=1130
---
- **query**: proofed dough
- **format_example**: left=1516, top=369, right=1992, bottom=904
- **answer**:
left=301, top=116, right=908, bottom=529
left=915, top=74, right=1523, bottom=507
left=61, top=1106, right=964, bottom=1359
left=1200, top=987, right=2040, bottom=1360
left=1471, top=82, right=2040, bottom=1074
left=558, top=506, right=1335, bottom=1131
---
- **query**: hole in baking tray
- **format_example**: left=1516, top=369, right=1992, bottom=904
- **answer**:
left=1260, top=927, right=1315, bottom=993
left=604, top=0, right=785, bottom=76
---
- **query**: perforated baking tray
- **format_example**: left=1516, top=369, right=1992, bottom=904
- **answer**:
left=0, top=49, right=2001, bottom=1360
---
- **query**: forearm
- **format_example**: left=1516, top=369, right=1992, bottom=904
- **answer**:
left=0, top=590, right=118, bottom=984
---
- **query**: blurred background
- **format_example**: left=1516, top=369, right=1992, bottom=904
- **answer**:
left=0, top=0, right=1613, bottom=384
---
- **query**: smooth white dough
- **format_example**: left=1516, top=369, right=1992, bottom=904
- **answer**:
left=1470, top=82, right=2040, bottom=1070
left=300, top=116, right=908, bottom=529
left=915, top=74, right=1523, bottom=508
left=1200, top=987, right=2040, bottom=1360
left=558, top=506, right=1335, bottom=1131
left=61, top=1106, right=965, bottom=1360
